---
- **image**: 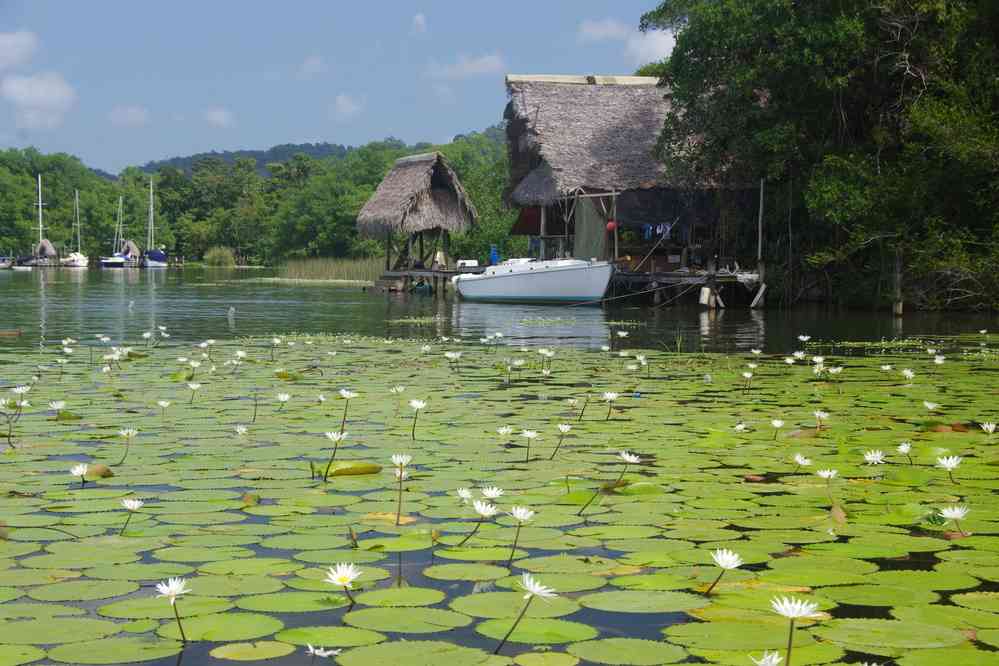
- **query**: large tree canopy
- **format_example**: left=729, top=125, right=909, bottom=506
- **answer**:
left=642, top=1, right=999, bottom=309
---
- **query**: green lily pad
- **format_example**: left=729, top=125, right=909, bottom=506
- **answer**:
left=567, top=638, right=686, bottom=665
left=47, top=636, right=183, bottom=664
left=355, top=587, right=445, bottom=607
left=0, top=617, right=120, bottom=644
left=209, top=641, right=296, bottom=661
left=0, top=645, right=45, bottom=666
left=476, top=618, right=598, bottom=645
left=235, top=591, right=348, bottom=612
left=423, top=563, right=508, bottom=581
left=157, top=611, right=284, bottom=641
left=578, top=590, right=708, bottom=613
left=450, top=591, right=580, bottom=618
left=344, top=607, right=473, bottom=633
left=337, top=640, right=505, bottom=665
left=274, top=625, right=385, bottom=647
left=814, top=619, right=967, bottom=651
left=99, top=595, right=233, bottom=619
left=27, top=579, right=138, bottom=602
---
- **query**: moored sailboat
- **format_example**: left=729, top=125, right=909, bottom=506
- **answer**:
left=60, top=189, right=89, bottom=268
left=142, top=178, right=167, bottom=268
left=100, top=196, right=140, bottom=268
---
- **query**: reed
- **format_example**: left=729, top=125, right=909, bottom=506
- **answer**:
left=279, top=257, right=383, bottom=282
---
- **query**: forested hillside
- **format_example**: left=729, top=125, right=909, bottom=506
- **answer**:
left=0, top=126, right=521, bottom=265
left=138, top=142, right=356, bottom=176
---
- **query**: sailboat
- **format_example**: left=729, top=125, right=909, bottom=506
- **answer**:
left=23, top=174, right=59, bottom=267
left=60, top=190, right=89, bottom=268
left=100, top=196, right=140, bottom=268
left=142, top=178, right=167, bottom=268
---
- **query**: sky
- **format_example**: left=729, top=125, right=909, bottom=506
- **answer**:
left=0, top=1, right=674, bottom=174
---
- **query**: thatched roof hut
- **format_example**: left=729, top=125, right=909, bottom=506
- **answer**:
left=35, top=239, right=57, bottom=258
left=357, top=152, right=477, bottom=238
left=504, top=75, right=671, bottom=206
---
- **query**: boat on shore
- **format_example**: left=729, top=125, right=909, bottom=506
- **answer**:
left=60, top=189, right=89, bottom=268
left=452, top=257, right=613, bottom=304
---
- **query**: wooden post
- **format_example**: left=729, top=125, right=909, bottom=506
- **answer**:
left=385, top=232, right=391, bottom=271
left=892, top=245, right=903, bottom=317
left=612, top=194, right=619, bottom=261
left=539, top=206, right=547, bottom=260
left=418, top=232, right=424, bottom=265
left=756, top=178, right=765, bottom=283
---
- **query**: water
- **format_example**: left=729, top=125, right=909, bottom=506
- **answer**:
left=0, top=267, right=992, bottom=351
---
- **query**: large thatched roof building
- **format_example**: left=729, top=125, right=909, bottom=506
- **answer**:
left=357, top=152, right=477, bottom=239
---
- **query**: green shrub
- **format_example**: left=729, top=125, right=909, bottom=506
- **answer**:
left=204, top=246, right=236, bottom=267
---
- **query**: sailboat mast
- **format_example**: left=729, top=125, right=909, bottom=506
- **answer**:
left=37, top=174, right=43, bottom=244
left=74, top=190, right=82, bottom=253
left=116, top=196, right=123, bottom=254
left=147, top=178, right=154, bottom=251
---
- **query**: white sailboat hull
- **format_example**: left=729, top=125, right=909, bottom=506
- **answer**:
left=60, top=252, right=89, bottom=268
left=452, top=259, right=613, bottom=304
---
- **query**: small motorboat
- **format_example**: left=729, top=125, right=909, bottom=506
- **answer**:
left=0, top=255, right=12, bottom=270
left=452, top=258, right=613, bottom=304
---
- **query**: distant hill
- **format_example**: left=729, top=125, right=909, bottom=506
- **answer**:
left=135, top=125, right=504, bottom=178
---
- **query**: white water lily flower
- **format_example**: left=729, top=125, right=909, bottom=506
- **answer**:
left=901, top=368, right=915, bottom=380
left=934, top=355, right=945, bottom=365
left=391, top=454, right=412, bottom=467
left=456, top=487, right=473, bottom=503
left=557, top=424, right=572, bottom=434
left=817, top=469, right=838, bottom=479
left=923, top=401, right=939, bottom=411
left=235, top=425, right=248, bottom=436
left=937, top=456, right=962, bottom=471
left=784, top=357, right=795, bottom=364
left=497, top=426, right=513, bottom=437
left=897, top=441, right=911, bottom=454
left=187, top=382, right=201, bottom=391
left=155, top=577, right=190, bottom=605
left=49, top=400, right=66, bottom=411
left=473, top=500, right=499, bottom=518
left=520, top=573, right=557, bottom=600
left=616, top=331, right=629, bottom=338
left=395, top=468, right=408, bottom=481
left=798, top=335, right=811, bottom=342
left=602, top=392, right=619, bottom=402
left=188, top=360, right=201, bottom=369
left=122, top=498, right=144, bottom=511
left=880, top=364, right=893, bottom=371
left=10, top=386, right=29, bottom=395
left=864, top=450, right=886, bottom=465
left=306, top=645, right=340, bottom=658
left=276, top=393, right=290, bottom=403
left=742, top=372, right=753, bottom=380
left=521, top=430, right=539, bottom=440
left=509, top=506, right=535, bottom=523
left=814, top=410, right=829, bottom=421
left=812, top=356, right=825, bottom=365
left=711, top=548, right=743, bottom=570
left=982, top=422, right=996, bottom=435
left=390, top=385, right=405, bottom=395
left=749, top=651, right=783, bottom=666
left=794, top=453, right=812, bottom=467
left=325, top=431, right=347, bottom=443
left=751, top=348, right=762, bottom=355
left=338, top=389, right=357, bottom=400
left=747, top=363, right=758, bottom=370
left=939, top=505, right=969, bottom=521
left=771, top=596, right=820, bottom=619
left=120, top=428, right=138, bottom=439
left=481, top=486, right=504, bottom=499
left=324, top=563, right=362, bottom=589
left=828, top=366, right=843, bottom=375
left=409, top=399, right=426, bottom=411
left=619, top=451, right=641, bottom=464
left=157, top=400, right=171, bottom=409
left=600, top=345, right=611, bottom=352
left=70, top=463, right=88, bottom=478
left=771, top=419, right=785, bottom=429
left=734, top=422, right=747, bottom=432
left=793, top=351, right=806, bottom=359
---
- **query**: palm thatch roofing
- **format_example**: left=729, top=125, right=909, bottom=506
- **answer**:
left=35, top=239, right=57, bottom=258
left=504, top=75, right=672, bottom=206
left=356, top=152, right=478, bottom=237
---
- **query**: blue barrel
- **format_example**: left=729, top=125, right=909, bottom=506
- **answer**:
left=489, top=245, right=500, bottom=265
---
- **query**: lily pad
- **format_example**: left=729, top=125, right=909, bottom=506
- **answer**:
left=567, top=638, right=686, bottom=665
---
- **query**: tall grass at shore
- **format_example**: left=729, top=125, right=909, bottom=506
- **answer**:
left=278, top=256, right=383, bottom=282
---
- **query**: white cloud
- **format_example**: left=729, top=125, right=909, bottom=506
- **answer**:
left=625, top=30, right=675, bottom=66
left=204, top=106, right=234, bottom=128
left=332, top=93, right=363, bottom=121
left=428, top=53, right=505, bottom=80
left=577, top=18, right=675, bottom=67
left=1, top=71, right=76, bottom=130
left=577, top=18, right=630, bottom=43
left=298, top=54, right=327, bottom=79
left=412, top=13, right=427, bottom=34
left=0, top=31, right=38, bottom=71
left=108, top=104, right=149, bottom=128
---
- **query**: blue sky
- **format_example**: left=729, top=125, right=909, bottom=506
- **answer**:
left=0, top=2, right=673, bottom=173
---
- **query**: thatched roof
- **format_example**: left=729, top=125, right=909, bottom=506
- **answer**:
left=35, top=239, right=56, bottom=258
left=504, top=75, right=671, bottom=206
left=356, top=152, right=478, bottom=237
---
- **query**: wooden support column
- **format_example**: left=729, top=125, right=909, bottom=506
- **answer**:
left=385, top=232, right=391, bottom=271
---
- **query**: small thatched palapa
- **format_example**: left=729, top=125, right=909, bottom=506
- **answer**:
left=504, top=75, right=671, bottom=206
left=357, top=152, right=477, bottom=238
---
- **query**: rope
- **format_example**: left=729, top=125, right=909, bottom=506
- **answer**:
left=568, top=281, right=683, bottom=308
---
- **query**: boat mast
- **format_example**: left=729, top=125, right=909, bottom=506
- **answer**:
left=147, top=178, right=154, bottom=251
left=36, top=174, right=44, bottom=245
left=74, top=190, right=82, bottom=253
left=116, top=195, right=123, bottom=254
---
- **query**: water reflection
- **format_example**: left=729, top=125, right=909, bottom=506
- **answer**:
left=0, top=267, right=992, bottom=351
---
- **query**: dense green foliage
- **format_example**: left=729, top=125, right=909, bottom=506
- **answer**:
left=0, top=126, right=521, bottom=266
left=642, top=1, right=999, bottom=310
left=139, top=142, right=353, bottom=176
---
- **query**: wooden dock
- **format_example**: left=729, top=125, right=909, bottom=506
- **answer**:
left=374, top=267, right=484, bottom=295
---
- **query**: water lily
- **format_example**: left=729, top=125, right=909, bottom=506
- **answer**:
left=120, top=498, right=144, bottom=534
left=550, top=423, right=571, bottom=460
left=750, top=652, right=783, bottom=666
left=797, top=335, right=811, bottom=343
left=337, top=389, right=357, bottom=433
left=456, top=487, right=472, bottom=504
left=71, top=463, right=88, bottom=487
left=49, top=400, right=65, bottom=411
left=276, top=392, right=291, bottom=411
left=793, top=453, right=811, bottom=470
left=981, top=421, right=995, bottom=437
left=325, top=562, right=361, bottom=606
left=457, top=499, right=498, bottom=546
left=771, top=596, right=820, bottom=666
left=813, top=410, right=828, bottom=430
left=156, top=400, right=170, bottom=417
left=116, top=428, right=139, bottom=466
left=578, top=451, right=640, bottom=515
left=937, top=455, right=962, bottom=484
left=187, top=382, right=201, bottom=404
left=923, top=400, right=939, bottom=412
left=603, top=392, right=619, bottom=420
left=771, top=419, right=784, bottom=440
left=156, top=577, right=190, bottom=643
left=392, top=454, right=412, bottom=525
left=901, top=368, right=915, bottom=382
left=864, top=449, right=886, bottom=465
left=322, top=432, right=348, bottom=481
left=734, top=422, right=748, bottom=433
left=897, top=441, right=913, bottom=464
left=705, top=548, right=743, bottom=595
left=939, top=505, right=969, bottom=536
left=506, top=505, right=534, bottom=565
left=816, top=469, right=838, bottom=485
left=305, top=644, right=341, bottom=659
left=494, top=573, right=558, bottom=655
left=520, top=429, right=539, bottom=462
left=880, top=364, right=893, bottom=371
left=481, top=486, right=504, bottom=500
left=742, top=371, right=753, bottom=390
left=409, top=399, right=426, bottom=440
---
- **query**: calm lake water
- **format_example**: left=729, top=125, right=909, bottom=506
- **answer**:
left=0, top=267, right=993, bottom=351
